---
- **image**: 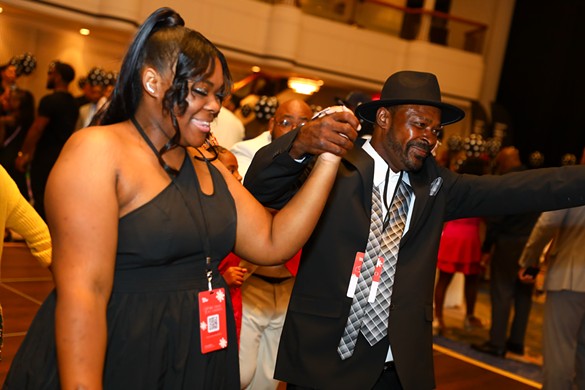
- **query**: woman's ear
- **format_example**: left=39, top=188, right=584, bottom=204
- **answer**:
left=142, top=68, right=160, bottom=97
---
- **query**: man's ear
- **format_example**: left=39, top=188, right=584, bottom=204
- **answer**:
left=375, top=107, right=391, bottom=129
left=267, top=117, right=276, bottom=137
left=142, top=68, right=160, bottom=97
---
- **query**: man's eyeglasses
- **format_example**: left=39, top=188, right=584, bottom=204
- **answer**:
left=276, top=118, right=306, bottom=130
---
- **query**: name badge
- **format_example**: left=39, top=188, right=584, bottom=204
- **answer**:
left=346, top=252, right=365, bottom=298
left=368, top=257, right=385, bottom=303
left=198, top=288, right=228, bottom=354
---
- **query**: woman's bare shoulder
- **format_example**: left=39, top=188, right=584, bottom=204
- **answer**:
left=61, top=123, right=138, bottom=163
left=70, top=123, right=132, bottom=148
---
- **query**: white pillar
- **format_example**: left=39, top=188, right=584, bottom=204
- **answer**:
left=479, top=0, right=516, bottom=112
left=417, top=0, right=436, bottom=41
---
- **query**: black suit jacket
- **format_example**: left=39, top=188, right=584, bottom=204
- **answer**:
left=244, top=130, right=585, bottom=390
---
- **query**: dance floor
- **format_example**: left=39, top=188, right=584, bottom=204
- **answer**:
left=0, top=242, right=541, bottom=388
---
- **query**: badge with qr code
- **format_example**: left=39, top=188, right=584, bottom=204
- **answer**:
left=198, top=288, right=228, bottom=354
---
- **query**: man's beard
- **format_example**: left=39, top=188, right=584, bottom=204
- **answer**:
left=387, top=133, right=431, bottom=172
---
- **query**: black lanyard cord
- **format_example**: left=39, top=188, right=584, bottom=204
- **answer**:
left=381, top=169, right=404, bottom=231
left=131, top=116, right=215, bottom=289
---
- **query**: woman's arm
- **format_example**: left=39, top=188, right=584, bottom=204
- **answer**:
left=220, top=110, right=359, bottom=265
left=222, top=151, right=343, bottom=265
left=45, top=129, right=120, bottom=389
left=1, top=165, right=51, bottom=267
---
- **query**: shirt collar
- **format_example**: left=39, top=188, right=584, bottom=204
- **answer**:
left=362, top=139, right=409, bottom=188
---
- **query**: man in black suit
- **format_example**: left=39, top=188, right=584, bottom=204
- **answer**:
left=244, top=70, right=585, bottom=389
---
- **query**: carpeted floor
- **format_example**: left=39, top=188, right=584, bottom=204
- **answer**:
left=436, top=278, right=545, bottom=385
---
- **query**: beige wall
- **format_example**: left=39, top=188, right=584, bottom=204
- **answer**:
left=0, top=11, right=130, bottom=100
left=0, top=0, right=515, bottom=142
left=1, top=0, right=485, bottom=96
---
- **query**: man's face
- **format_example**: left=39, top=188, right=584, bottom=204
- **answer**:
left=374, top=104, right=442, bottom=172
left=269, top=100, right=313, bottom=140
left=46, top=68, right=57, bottom=89
left=87, top=85, right=104, bottom=104
left=2, top=65, right=17, bottom=85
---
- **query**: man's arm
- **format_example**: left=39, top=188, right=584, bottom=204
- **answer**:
left=244, top=110, right=359, bottom=209
left=518, top=209, right=565, bottom=268
left=14, top=115, right=50, bottom=172
left=244, top=129, right=312, bottom=209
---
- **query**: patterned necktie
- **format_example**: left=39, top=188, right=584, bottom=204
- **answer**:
left=337, top=178, right=413, bottom=360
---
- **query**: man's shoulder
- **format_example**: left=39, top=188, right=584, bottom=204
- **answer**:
left=230, top=131, right=271, bottom=153
left=214, top=109, right=245, bottom=133
left=41, top=91, right=74, bottom=105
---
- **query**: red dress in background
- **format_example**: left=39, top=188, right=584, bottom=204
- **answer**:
left=437, top=218, right=483, bottom=275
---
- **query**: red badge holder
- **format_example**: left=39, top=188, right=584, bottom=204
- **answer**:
left=199, top=287, right=228, bottom=354
left=199, top=256, right=228, bottom=354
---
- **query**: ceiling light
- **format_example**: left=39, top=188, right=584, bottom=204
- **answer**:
left=287, top=77, right=323, bottom=95
left=251, top=66, right=261, bottom=73
left=79, top=28, right=90, bottom=36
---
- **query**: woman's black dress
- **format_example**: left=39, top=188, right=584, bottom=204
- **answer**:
left=4, top=155, right=240, bottom=389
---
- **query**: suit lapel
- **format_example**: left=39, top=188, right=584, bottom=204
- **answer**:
left=401, top=165, right=435, bottom=246
left=344, top=139, right=374, bottom=213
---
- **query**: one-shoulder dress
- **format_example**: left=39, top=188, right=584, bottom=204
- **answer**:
left=4, top=155, right=241, bottom=389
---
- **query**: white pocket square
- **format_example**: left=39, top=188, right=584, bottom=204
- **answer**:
left=430, top=177, right=443, bottom=196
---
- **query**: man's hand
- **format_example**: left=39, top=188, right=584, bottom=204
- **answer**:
left=518, top=267, right=539, bottom=284
left=479, top=253, right=491, bottom=269
left=289, top=107, right=361, bottom=160
left=222, top=266, right=248, bottom=288
left=15, top=151, right=31, bottom=173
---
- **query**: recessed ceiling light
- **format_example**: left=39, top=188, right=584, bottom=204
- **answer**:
left=79, top=28, right=90, bottom=36
left=287, top=77, right=324, bottom=95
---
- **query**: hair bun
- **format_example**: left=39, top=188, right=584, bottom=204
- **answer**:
left=152, top=7, right=185, bottom=30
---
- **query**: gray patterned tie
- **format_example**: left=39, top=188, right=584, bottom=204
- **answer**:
left=337, top=178, right=413, bottom=360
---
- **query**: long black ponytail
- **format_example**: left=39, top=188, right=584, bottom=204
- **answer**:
left=95, top=8, right=184, bottom=126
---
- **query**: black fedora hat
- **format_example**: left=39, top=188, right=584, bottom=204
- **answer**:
left=355, top=71, right=465, bottom=125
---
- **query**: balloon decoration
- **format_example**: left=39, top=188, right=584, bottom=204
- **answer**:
left=561, top=153, right=576, bottom=166
left=103, top=70, right=118, bottom=86
left=253, top=95, right=278, bottom=122
left=446, top=133, right=501, bottom=160
left=9, top=52, right=37, bottom=76
left=528, top=151, right=544, bottom=168
left=310, top=104, right=323, bottom=116
left=87, top=67, right=107, bottom=86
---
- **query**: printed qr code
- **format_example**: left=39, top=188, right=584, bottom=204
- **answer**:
left=207, top=314, right=220, bottom=333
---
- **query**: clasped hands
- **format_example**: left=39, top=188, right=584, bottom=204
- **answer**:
left=289, top=105, right=361, bottom=162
